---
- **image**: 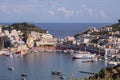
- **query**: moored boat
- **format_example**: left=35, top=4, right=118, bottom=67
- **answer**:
left=21, top=73, right=28, bottom=77
left=8, top=67, right=14, bottom=71
left=71, top=51, right=96, bottom=59
left=51, top=71, right=62, bottom=76
left=107, top=61, right=118, bottom=67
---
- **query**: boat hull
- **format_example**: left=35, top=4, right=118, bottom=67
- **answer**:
left=71, top=52, right=95, bottom=59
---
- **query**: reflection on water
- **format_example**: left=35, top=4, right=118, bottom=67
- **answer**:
left=0, top=52, right=106, bottom=80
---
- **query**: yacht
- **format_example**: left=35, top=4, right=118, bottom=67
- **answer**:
left=71, top=51, right=96, bottom=59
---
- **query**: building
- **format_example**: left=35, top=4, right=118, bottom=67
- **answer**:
left=0, top=26, right=2, bottom=33
left=118, top=19, right=120, bottom=23
left=36, top=33, right=57, bottom=46
left=26, top=35, right=34, bottom=48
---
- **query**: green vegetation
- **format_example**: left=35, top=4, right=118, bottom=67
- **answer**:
left=56, top=65, right=120, bottom=80
left=91, top=38, right=99, bottom=43
left=3, top=22, right=47, bottom=33
left=111, top=23, right=120, bottom=31
left=3, top=22, right=47, bottom=42
left=91, top=31, right=109, bottom=36
left=74, top=21, right=120, bottom=38
left=91, top=23, right=120, bottom=36
left=85, top=65, right=120, bottom=80
left=74, top=33, right=80, bottom=38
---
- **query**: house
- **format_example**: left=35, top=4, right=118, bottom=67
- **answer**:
left=26, top=35, right=34, bottom=48
left=88, top=27, right=99, bottom=32
left=30, top=31, right=40, bottom=40
left=65, top=36, right=75, bottom=41
left=0, top=26, right=2, bottom=33
left=4, top=30, right=9, bottom=36
left=36, top=33, right=57, bottom=46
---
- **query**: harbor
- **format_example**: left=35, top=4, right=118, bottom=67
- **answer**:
left=0, top=0, right=120, bottom=79
left=0, top=21, right=120, bottom=80
left=0, top=51, right=106, bottom=80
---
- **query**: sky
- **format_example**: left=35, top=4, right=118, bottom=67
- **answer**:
left=0, top=0, right=120, bottom=23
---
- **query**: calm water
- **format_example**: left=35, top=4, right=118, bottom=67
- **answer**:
left=0, top=52, right=106, bottom=80
left=36, top=23, right=112, bottom=38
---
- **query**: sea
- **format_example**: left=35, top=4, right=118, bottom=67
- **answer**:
left=36, top=23, right=112, bottom=38
left=0, top=23, right=112, bottom=80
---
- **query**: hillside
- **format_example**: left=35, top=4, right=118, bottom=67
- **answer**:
left=85, top=64, right=120, bottom=80
left=74, top=22, right=120, bottom=38
left=2, top=22, right=47, bottom=42
left=3, top=22, right=47, bottom=33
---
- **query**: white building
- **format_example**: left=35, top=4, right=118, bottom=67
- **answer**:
left=4, top=30, right=9, bottom=36
left=0, top=27, right=2, bottom=33
left=36, top=33, right=57, bottom=46
left=65, top=36, right=75, bottom=41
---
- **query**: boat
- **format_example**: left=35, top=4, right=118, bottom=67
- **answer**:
left=107, top=61, right=118, bottom=67
left=81, top=60, right=94, bottom=63
left=51, top=71, right=65, bottom=80
left=59, top=76, right=65, bottom=80
left=71, top=51, right=96, bottom=59
left=21, top=73, right=28, bottom=77
left=21, top=78, right=26, bottom=80
left=107, top=61, right=120, bottom=67
left=8, top=67, right=14, bottom=71
left=51, top=71, right=62, bottom=76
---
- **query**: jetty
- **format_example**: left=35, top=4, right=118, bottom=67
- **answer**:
left=81, top=60, right=94, bottom=63
left=79, top=71, right=96, bottom=74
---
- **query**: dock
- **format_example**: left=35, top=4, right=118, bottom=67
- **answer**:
left=79, top=71, right=96, bottom=74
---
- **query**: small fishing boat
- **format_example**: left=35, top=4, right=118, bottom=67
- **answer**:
left=8, top=67, right=14, bottom=71
left=51, top=71, right=62, bottom=76
left=59, top=76, right=65, bottom=80
left=21, top=73, right=28, bottom=77
left=81, top=60, right=94, bottom=63
left=21, top=78, right=26, bottom=80
left=107, top=61, right=118, bottom=67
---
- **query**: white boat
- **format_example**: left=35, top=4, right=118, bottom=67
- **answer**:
left=8, top=67, right=14, bottom=71
left=107, top=61, right=118, bottom=67
left=71, top=51, right=96, bottom=59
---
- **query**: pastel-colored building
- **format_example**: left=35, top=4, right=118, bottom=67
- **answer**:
left=26, top=35, right=34, bottom=48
